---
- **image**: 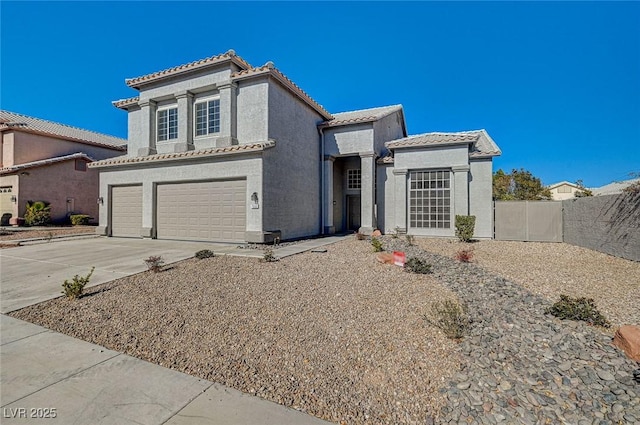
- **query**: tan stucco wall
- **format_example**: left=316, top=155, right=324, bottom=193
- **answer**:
left=550, top=184, right=580, bottom=200
left=0, top=174, right=19, bottom=222
left=18, top=159, right=99, bottom=222
left=1, top=132, right=15, bottom=167
left=7, top=131, right=124, bottom=166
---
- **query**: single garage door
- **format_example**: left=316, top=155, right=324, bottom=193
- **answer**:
left=111, top=185, right=142, bottom=238
left=156, top=180, right=246, bottom=242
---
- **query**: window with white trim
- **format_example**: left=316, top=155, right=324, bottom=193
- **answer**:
left=347, top=169, right=361, bottom=190
left=194, top=98, right=220, bottom=136
left=157, top=107, right=178, bottom=141
left=409, top=170, right=451, bottom=229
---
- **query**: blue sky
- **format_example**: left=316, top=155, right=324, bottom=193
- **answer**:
left=1, top=1, right=638, bottom=187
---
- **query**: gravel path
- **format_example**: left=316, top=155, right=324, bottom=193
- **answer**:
left=10, top=237, right=640, bottom=424
left=415, top=238, right=640, bottom=328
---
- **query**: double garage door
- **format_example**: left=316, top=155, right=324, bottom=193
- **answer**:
left=111, top=180, right=246, bottom=242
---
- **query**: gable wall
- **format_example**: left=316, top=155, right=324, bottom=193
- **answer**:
left=373, top=112, right=405, bottom=154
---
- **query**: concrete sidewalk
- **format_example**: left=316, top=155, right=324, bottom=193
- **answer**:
left=1, top=315, right=331, bottom=424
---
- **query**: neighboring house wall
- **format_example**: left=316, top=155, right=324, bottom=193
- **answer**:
left=549, top=182, right=580, bottom=200
left=17, top=159, right=99, bottom=222
left=263, top=80, right=323, bottom=239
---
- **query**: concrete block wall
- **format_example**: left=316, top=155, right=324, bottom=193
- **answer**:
left=563, top=193, right=640, bottom=262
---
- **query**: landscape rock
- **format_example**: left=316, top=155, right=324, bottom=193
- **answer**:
left=376, top=252, right=394, bottom=264
left=613, top=325, right=640, bottom=361
left=371, top=229, right=382, bottom=237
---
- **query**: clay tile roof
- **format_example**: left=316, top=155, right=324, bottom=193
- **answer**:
left=125, top=49, right=253, bottom=88
left=385, top=129, right=501, bottom=158
left=112, top=96, right=140, bottom=109
left=321, top=105, right=404, bottom=127
left=0, top=153, right=94, bottom=175
left=231, top=63, right=332, bottom=120
left=0, top=110, right=127, bottom=149
left=376, top=153, right=395, bottom=164
left=89, top=140, right=276, bottom=169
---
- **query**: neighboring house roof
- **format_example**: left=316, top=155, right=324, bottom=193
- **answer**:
left=125, top=49, right=253, bottom=89
left=592, top=178, right=640, bottom=196
left=231, top=62, right=332, bottom=120
left=0, top=110, right=127, bottom=150
left=384, top=129, right=501, bottom=159
left=89, top=141, right=276, bottom=169
left=548, top=181, right=579, bottom=190
left=0, top=153, right=94, bottom=175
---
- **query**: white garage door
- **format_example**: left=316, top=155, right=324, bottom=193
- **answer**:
left=111, top=185, right=142, bottom=238
left=156, top=180, right=246, bottom=242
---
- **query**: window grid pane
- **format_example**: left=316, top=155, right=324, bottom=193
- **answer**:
left=409, top=170, right=451, bottom=229
left=208, top=99, right=220, bottom=134
left=167, top=108, right=178, bottom=140
left=157, top=110, right=168, bottom=141
left=347, top=169, right=361, bottom=190
left=195, top=102, right=207, bottom=136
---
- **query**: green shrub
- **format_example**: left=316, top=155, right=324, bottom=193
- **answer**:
left=546, top=295, right=610, bottom=327
left=24, top=200, right=51, bottom=226
left=423, top=299, right=470, bottom=340
left=405, top=234, right=415, bottom=246
left=371, top=237, right=383, bottom=252
left=62, top=267, right=95, bottom=300
left=405, top=257, right=432, bottom=274
left=262, top=248, right=278, bottom=262
left=195, top=249, right=214, bottom=259
left=144, top=255, right=165, bottom=272
left=455, top=215, right=476, bottom=242
left=70, top=214, right=91, bottom=225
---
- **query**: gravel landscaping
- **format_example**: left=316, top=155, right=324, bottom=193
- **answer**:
left=0, top=226, right=95, bottom=242
left=10, top=236, right=640, bottom=424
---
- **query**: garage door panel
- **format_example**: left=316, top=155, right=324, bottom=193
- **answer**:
left=111, top=185, right=142, bottom=238
left=156, top=180, right=246, bottom=243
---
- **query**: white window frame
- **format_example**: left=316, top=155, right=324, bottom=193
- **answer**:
left=193, top=96, right=221, bottom=138
left=347, top=169, right=361, bottom=190
left=156, top=106, right=178, bottom=142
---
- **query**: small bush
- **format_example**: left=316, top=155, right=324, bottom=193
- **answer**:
left=24, top=200, right=51, bottom=226
left=62, top=267, right=95, bottom=300
left=455, top=215, right=476, bottom=242
left=546, top=295, right=610, bottom=327
left=455, top=248, right=474, bottom=263
left=262, top=248, right=278, bottom=262
left=70, top=214, right=91, bottom=225
left=195, top=249, right=214, bottom=259
left=405, top=234, right=415, bottom=246
left=144, top=255, right=165, bottom=272
left=423, top=299, right=470, bottom=340
left=405, top=257, right=432, bottom=274
left=355, top=232, right=366, bottom=241
left=371, top=237, right=383, bottom=252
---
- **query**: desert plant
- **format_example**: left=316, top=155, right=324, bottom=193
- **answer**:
left=70, top=214, right=91, bottom=225
left=455, top=215, right=476, bottom=242
left=24, top=200, right=52, bottom=226
left=545, top=295, right=610, bottom=327
left=144, top=255, right=165, bottom=272
left=61, top=267, right=95, bottom=300
left=355, top=232, right=366, bottom=241
left=371, top=237, right=383, bottom=252
left=455, top=248, right=474, bottom=263
left=262, top=248, right=278, bottom=262
left=195, top=249, right=214, bottom=259
left=405, top=234, right=415, bottom=246
left=405, top=257, right=432, bottom=274
left=423, top=299, right=470, bottom=340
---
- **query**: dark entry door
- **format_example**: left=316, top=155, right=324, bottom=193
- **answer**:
left=347, top=195, right=361, bottom=231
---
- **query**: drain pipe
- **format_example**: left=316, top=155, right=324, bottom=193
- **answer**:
left=319, top=125, right=325, bottom=235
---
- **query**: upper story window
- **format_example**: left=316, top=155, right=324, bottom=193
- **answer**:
left=157, top=107, right=178, bottom=142
left=347, top=169, right=361, bottom=190
left=194, top=98, right=220, bottom=137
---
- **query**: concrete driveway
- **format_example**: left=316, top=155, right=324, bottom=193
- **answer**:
left=0, top=237, right=261, bottom=314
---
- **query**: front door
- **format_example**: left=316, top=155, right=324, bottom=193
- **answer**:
left=347, top=195, right=361, bottom=231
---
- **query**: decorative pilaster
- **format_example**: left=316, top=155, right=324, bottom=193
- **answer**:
left=216, top=80, right=238, bottom=147
left=323, top=155, right=335, bottom=234
left=452, top=165, right=470, bottom=216
left=359, top=151, right=376, bottom=234
left=393, top=168, right=408, bottom=232
left=175, top=91, right=194, bottom=152
left=137, top=100, right=157, bottom=156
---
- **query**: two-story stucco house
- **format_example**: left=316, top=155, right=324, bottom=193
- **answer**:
left=0, top=111, right=126, bottom=225
left=90, top=50, right=501, bottom=243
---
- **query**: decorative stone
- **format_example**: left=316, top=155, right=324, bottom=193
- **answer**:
left=376, top=252, right=394, bottom=264
left=613, top=325, right=640, bottom=362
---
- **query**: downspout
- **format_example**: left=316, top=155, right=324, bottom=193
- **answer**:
left=319, top=125, right=325, bottom=235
